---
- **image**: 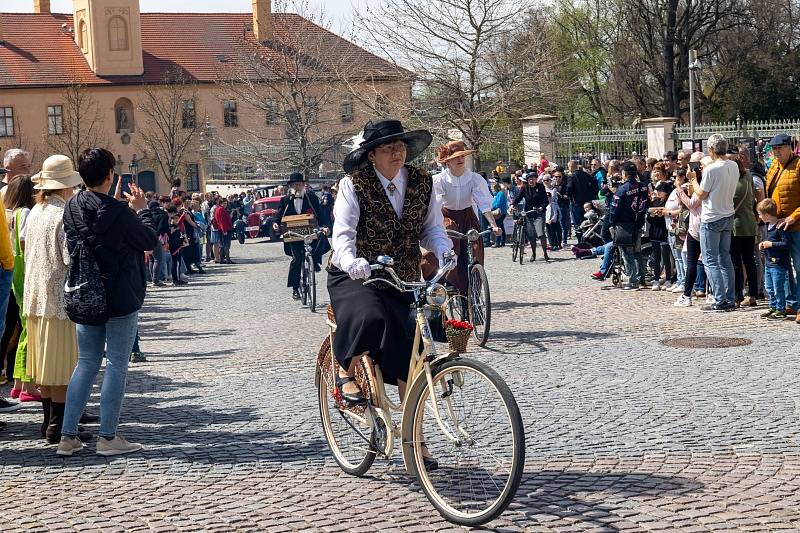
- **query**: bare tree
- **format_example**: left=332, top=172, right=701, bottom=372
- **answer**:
left=137, top=67, right=201, bottom=186
left=356, top=0, right=569, bottom=168
left=44, top=78, right=107, bottom=165
left=217, top=0, right=357, bottom=177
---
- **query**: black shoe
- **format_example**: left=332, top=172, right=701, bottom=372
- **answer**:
left=529, top=256, right=535, bottom=263
left=423, top=456, right=439, bottom=471
left=130, top=352, right=147, bottom=363
left=0, top=398, right=21, bottom=412
left=543, top=254, right=551, bottom=262
left=292, top=289, right=301, bottom=300
left=195, top=266, right=206, bottom=274
left=335, top=375, right=366, bottom=405
left=79, top=411, right=99, bottom=424
left=185, top=268, right=198, bottom=275
left=314, top=263, right=321, bottom=272
left=173, top=280, right=188, bottom=286
left=224, top=259, right=235, bottom=264
left=701, top=302, right=728, bottom=312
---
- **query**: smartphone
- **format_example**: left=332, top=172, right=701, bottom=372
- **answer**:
left=688, top=161, right=700, bottom=172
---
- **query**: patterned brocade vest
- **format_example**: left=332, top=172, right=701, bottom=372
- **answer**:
left=351, top=164, right=432, bottom=283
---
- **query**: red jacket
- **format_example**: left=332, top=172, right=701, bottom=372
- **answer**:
left=213, top=206, right=234, bottom=233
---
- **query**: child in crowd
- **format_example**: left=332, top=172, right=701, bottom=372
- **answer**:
left=168, top=211, right=189, bottom=287
left=647, top=181, right=673, bottom=290
left=757, top=198, right=790, bottom=319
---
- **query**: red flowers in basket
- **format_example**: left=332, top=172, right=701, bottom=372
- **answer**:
left=444, top=319, right=474, bottom=335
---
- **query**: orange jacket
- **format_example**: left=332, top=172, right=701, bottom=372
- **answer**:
left=765, top=156, right=800, bottom=232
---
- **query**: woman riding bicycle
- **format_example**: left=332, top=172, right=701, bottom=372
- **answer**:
left=431, top=141, right=502, bottom=293
left=511, top=172, right=550, bottom=262
left=327, top=119, right=452, bottom=407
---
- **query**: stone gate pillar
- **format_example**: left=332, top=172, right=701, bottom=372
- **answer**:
left=521, top=115, right=557, bottom=168
left=643, top=117, right=679, bottom=159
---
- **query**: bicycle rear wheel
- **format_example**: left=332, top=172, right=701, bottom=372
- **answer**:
left=317, top=338, right=377, bottom=476
left=517, top=224, right=526, bottom=265
left=300, top=263, right=309, bottom=305
left=511, top=224, right=521, bottom=263
left=407, top=358, right=525, bottom=526
left=468, top=264, right=491, bottom=346
left=306, top=254, right=317, bottom=312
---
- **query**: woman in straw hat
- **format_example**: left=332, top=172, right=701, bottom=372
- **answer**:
left=23, top=154, right=88, bottom=444
left=433, top=140, right=501, bottom=293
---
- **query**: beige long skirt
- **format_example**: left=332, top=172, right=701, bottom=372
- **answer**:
left=26, top=315, right=78, bottom=386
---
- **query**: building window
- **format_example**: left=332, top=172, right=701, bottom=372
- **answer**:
left=265, top=99, right=278, bottom=125
left=78, top=20, right=88, bottom=52
left=376, top=94, right=389, bottom=115
left=47, top=105, right=64, bottom=135
left=114, top=97, right=135, bottom=132
left=285, top=109, right=299, bottom=138
left=340, top=96, right=353, bottom=123
left=108, top=16, right=129, bottom=51
left=182, top=100, right=196, bottom=129
left=0, top=108, right=14, bottom=137
left=185, top=163, right=200, bottom=192
left=223, top=101, right=238, bottom=128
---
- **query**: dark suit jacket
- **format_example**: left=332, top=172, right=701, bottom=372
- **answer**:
left=275, top=192, right=331, bottom=257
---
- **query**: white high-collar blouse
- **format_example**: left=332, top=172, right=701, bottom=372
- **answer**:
left=432, top=168, right=494, bottom=213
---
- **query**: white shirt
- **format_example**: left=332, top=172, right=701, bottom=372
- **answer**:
left=293, top=197, right=304, bottom=215
left=433, top=168, right=493, bottom=213
left=331, top=167, right=452, bottom=272
left=697, top=159, right=739, bottom=223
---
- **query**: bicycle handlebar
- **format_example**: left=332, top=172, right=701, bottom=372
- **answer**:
left=363, top=252, right=456, bottom=293
left=283, top=228, right=324, bottom=243
left=446, top=228, right=492, bottom=242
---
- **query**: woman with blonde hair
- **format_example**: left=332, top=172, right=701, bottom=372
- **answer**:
left=24, top=155, right=89, bottom=443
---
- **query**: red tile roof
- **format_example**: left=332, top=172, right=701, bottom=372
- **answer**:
left=0, top=12, right=411, bottom=88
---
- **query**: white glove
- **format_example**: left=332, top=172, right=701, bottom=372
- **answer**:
left=346, top=258, right=372, bottom=280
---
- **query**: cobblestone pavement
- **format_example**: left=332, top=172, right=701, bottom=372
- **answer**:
left=2, top=240, right=800, bottom=532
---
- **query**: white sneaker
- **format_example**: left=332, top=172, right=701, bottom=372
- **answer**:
left=705, top=293, right=715, bottom=304
left=56, top=436, right=84, bottom=456
left=651, top=281, right=661, bottom=291
left=670, top=284, right=684, bottom=293
left=663, top=281, right=672, bottom=290
left=96, top=435, right=143, bottom=457
left=674, top=295, right=692, bottom=307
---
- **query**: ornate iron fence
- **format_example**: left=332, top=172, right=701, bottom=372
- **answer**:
left=673, top=118, right=800, bottom=151
left=552, top=124, right=647, bottom=167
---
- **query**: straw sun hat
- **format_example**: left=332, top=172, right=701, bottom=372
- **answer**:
left=31, top=155, right=84, bottom=190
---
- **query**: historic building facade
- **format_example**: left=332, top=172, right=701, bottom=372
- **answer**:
left=0, top=0, right=412, bottom=193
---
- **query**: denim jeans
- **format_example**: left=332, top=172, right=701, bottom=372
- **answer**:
left=62, top=311, right=139, bottom=439
left=0, top=269, right=13, bottom=371
left=700, top=215, right=735, bottom=304
left=620, top=246, right=642, bottom=285
left=558, top=204, right=571, bottom=244
left=592, top=241, right=615, bottom=274
left=765, top=265, right=788, bottom=311
left=150, top=245, right=164, bottom=283
left=668, top=235, right=685, bottom=287
left=785, top=231, right=800, bottom=309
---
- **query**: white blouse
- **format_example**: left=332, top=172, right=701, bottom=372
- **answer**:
left=331, top=167, right=452, bottom=271
left=432, top=168, right=494, bottom=213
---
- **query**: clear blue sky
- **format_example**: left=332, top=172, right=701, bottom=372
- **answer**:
left=4, top=0, right=362, bottom=32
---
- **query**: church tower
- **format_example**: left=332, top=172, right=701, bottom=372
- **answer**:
left=72, top=0, right=143, bottom=76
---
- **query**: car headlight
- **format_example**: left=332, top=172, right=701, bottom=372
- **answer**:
left=426, top=283, right=448, bottom=307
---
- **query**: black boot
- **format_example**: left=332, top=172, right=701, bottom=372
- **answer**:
left=40, top=398, right=52, bottom=439
left=46, top=401, right=64, bottom=444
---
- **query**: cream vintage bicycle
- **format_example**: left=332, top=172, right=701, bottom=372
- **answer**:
left=315, top=251, right=525, bottom=526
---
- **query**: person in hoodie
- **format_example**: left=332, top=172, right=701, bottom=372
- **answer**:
left=58, top=148, right=157, bottom=457
left=148, top=200, right=168, bottom=287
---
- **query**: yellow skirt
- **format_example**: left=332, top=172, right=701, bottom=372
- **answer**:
left=26, top=315, right=78, bottom=387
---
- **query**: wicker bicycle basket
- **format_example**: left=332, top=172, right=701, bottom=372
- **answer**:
left=447, top=331, right=470, bottom=354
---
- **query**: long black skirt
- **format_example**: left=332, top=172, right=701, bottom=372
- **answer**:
left=327, top=267, right=414, bottom=386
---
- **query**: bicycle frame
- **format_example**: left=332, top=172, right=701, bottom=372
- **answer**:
left=322, top=253, right=468, bottom=473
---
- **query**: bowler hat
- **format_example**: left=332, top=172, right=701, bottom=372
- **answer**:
left=343, top=119, right=432, bottom=174
left=769, top=133, right=792, bottom=147
left=285, top=172, right=306, bottom=186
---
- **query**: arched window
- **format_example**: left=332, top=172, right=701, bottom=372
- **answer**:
left=114, top=97, right=135, bottom=133
left=108, top=16, right=129, bottom=51
left=78, top=20, right=88, bottom=52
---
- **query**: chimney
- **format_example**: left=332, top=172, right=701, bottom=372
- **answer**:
left=252, top=0, right=272, bottom=41
left=33, top=0, right=52, bottom=13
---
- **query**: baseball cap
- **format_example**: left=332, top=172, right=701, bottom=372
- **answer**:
left=621, top=161, right=637, bottom=174
left=769, top=133, right=791, bottom=147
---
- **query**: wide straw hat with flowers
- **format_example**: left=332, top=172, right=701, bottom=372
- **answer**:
left=436, top=140, right=476, bottom=164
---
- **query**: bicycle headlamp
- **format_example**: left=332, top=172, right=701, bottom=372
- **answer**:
left=426, top=283, right=448, bottom=306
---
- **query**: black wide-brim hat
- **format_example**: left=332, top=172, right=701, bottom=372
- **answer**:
left=285, top=172, right=307, bottom=187
left=343, top=119, right=433, bottom=174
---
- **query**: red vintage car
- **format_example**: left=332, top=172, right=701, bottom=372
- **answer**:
left=246, top=193, right=283, bottom=241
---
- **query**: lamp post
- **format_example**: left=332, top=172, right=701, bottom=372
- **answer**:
left=129, top=154, right=139, bottom=185
left=688, top=49, right=701, bottom=148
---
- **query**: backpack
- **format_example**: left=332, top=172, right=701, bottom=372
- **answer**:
left=64, top=229, right=109, bottom=326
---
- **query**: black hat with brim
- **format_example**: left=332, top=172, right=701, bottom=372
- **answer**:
left=343, top=119, right=433, bottom=174
left=285, top=172, right=307, bottom=187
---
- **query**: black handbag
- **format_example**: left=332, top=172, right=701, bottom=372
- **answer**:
left=611, top=222, right=636, bottom=246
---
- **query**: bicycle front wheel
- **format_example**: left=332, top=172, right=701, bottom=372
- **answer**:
left=317, top=339, right=377, bottom=476
left=408, top=358, right=525, bottom=526
left=300, top=262, right=309, bottom=305
left=306, top=254, right=317, bottom=312
left=468, top=264, right=491, bottom=346
left=511, top=224, right=521, bottom=263
left=517, top=225, right=526, bottom=265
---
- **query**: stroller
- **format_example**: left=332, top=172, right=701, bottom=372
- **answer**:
left=576, top=201, right=606, bottom=249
